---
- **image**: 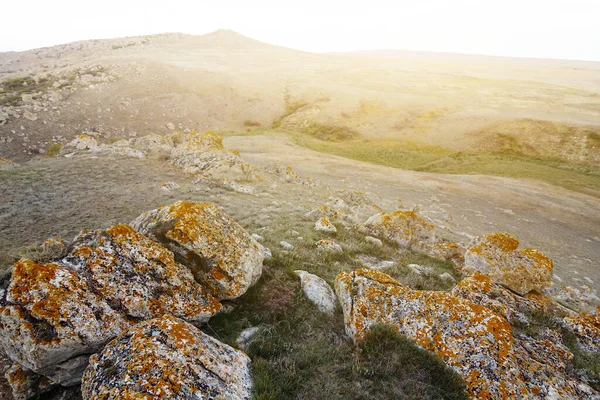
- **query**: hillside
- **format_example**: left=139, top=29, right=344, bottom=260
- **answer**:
left=0, top=30, right=599, bottom=400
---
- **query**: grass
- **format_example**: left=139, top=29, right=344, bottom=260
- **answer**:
left=304, top=123, right=360, bottom=141
left=512, top=310, right=600, bottom=391
left=45, top=143, right=63, bottom=157
left=0, top=76, right=53, bottom=106
left=204, top=246, right=467, bottom=399
left=272, top=101, right=308, bottom=128
left=292, top=135, right=600, bottom=195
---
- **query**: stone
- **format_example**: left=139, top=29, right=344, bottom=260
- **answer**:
left=407, top=264, right=435, bottom=275
left=61, top=135, right=98, bottom=152
left=166, top=122, right=176, bottom=130
left=464, top=232, right=553, bottom=295
left=335, top=268, right=524, bottom=399
left=169, top=131, right=248, bottom=178
left=23, top=111, right=38, bottom=121
left=279, top=241, right=294, bottom=250
left=314, top=215, right=337, bottom=233
left=315, top=239, right=343, bottom=253
left=439, top=272, right=456, bottom=283
left=0, top=224, right=221, bottom=385
left=131, top=201, right=264, bottom=300
left=294, top=270, right=337, bottom=314
left=543, top=285, right=600, bottom=314
left=364, top=236, right=383, bottom=247
left=82, top=315, right=252, bottom=400
left=251, top=233, right=264, bottom=242
left=236, top=326, right=262, bottom=350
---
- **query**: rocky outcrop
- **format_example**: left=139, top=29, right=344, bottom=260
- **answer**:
left=306, top=194, right=381, bottom=224
left=168, top=131, right=249, bottom=178
left=60, top=135, right=144, bottom=159
left=463, top=232, right=553, bottom=295
left=82, top=315, right=252, bottom=400
left=0, top=224, right=222, bottom=388
left=451, top=273, right=600, bottom=398
left=131, top=201, right=264, bottom=300
left=294, top=270, right=337, bottom=314
left=335, top=268, right=521, bottom=398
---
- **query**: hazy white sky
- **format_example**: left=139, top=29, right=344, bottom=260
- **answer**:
left=1, top=0, right=599, bottom=61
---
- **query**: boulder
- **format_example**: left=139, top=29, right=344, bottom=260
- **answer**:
left=335, top=268, right=523, bottom=399
left=314, top=215, right=337, bottom=233
left=0, top=224, right=221, bottom=385
left=363, top=210, right=436, bottom=252
left=169, top=131, right=247, bottom=178
left=82, top=315, right=252, bottom=400
left=464, top=232, right=553, bottom=295
left=294, top=270, right=337, bottom=314
left=131, top=201, right=264, bottom=300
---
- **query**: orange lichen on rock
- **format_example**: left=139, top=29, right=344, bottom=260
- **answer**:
left=464, top=232, right=553, bottom=295
left=82, top=315, right=252, bottom=400
left=131, top=201, right=263, bottom=300
left=335, top=268, right=522, bottom=399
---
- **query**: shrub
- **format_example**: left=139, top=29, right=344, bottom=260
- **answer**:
left=243, top=120, right=261, bottom=127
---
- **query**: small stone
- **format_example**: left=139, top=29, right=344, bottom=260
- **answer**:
left=365, top=236, right=383, bottom=247
left=236, top=326, right=262, bottom=350
left=251, top=233, right=264, bottom=242
left=314, top=215, right=337, bottom=233
left=280, top=241, right=294, bottom=250
left=315, top=239, right=343, bottom=253
left=295, top=270, right=337, bottom=314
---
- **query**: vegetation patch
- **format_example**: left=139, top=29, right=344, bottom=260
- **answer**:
left=292, top=135, right=600, bottom=195
left=304, top=123, right=360, bottom=141
left=272, top=101, right=308, bottom=128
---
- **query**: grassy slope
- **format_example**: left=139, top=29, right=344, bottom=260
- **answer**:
left=291, top=135, right=600, bottom=195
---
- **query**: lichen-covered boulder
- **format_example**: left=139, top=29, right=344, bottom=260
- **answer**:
left=464, top=232, right=553, bottom=295
left=314, top=215, right=337, bottom=233
left=131, top=201, right=263, bottom=300
left=452, top=273, right=599, bottom=397
left=169, top=131, right=247, bottom=177
left=0, top=259, right=130, bottom=385
left=335, top=268, right=523, bottom=399
left=0, top=224, right=221, bottom=386
left=363, top=210, right=436, bottom=251
left=61, top=135, right=98, bottom=152
left=65, top=224, right=222, bottom=323
left=81, top=315, right=252, bottom=400
left=294, top=270, right=337, bottom=314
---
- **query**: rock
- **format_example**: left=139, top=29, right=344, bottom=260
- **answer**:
left=251, top=233, right=264, bottom=242
left=439, top=272, right=456, bottom=283
left=260, top=244, right=272, bottom=259
left=314, top=215, right=337, bottom=233
left=23, top=111, right=37, bottom=121
left=6, top=363, right=52, bottom=400
left=222, top=179, right=255, bottom=194
left=61, top=135, right=98, bottom=152
left=363, top=210, right=436, bottom=252
left=364, top=236, right=383, bottom=247
left=335, top=268, right=523, bottom=399
left=315, top=239, right=343, bottom=253
left=294, top=270, right=337, bottom=314
left=82, top=315, right=252, bottom=400
left=407, top=264, right=435, bottom=275
left=356, top=255, right=395, bottom=270
left=543, top=285, right=600, bottom=314
left=306, top=195, right=380, bottom=224
left=236, top=326, right=262, bottom=350
left=450, top=273, right=600, bottom=397
left=0, top=224, right=221, bottom=385
left=166, top=122, right=175, bottom=130
left=464, top=232, right=553, bottom=295
left=160, top=181, right=179, bottom=191
left=132, top=133, right=174, bottom=155
left=279, top=241, right=294, bottom=250
left=131, top=201, right=264, bottom=300
left=266, top=164, right=316, bottom=186
left=169, top=131, right=248, bottom=178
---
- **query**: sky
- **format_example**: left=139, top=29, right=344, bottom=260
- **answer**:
left=1, top=0, right=599, bottom=61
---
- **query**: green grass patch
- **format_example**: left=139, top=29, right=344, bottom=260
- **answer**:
left=304, top=123, right=360, bottom=141
left=292, top=135, right=600, bottom=195
left=45, top=143, right=63, bottom=157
